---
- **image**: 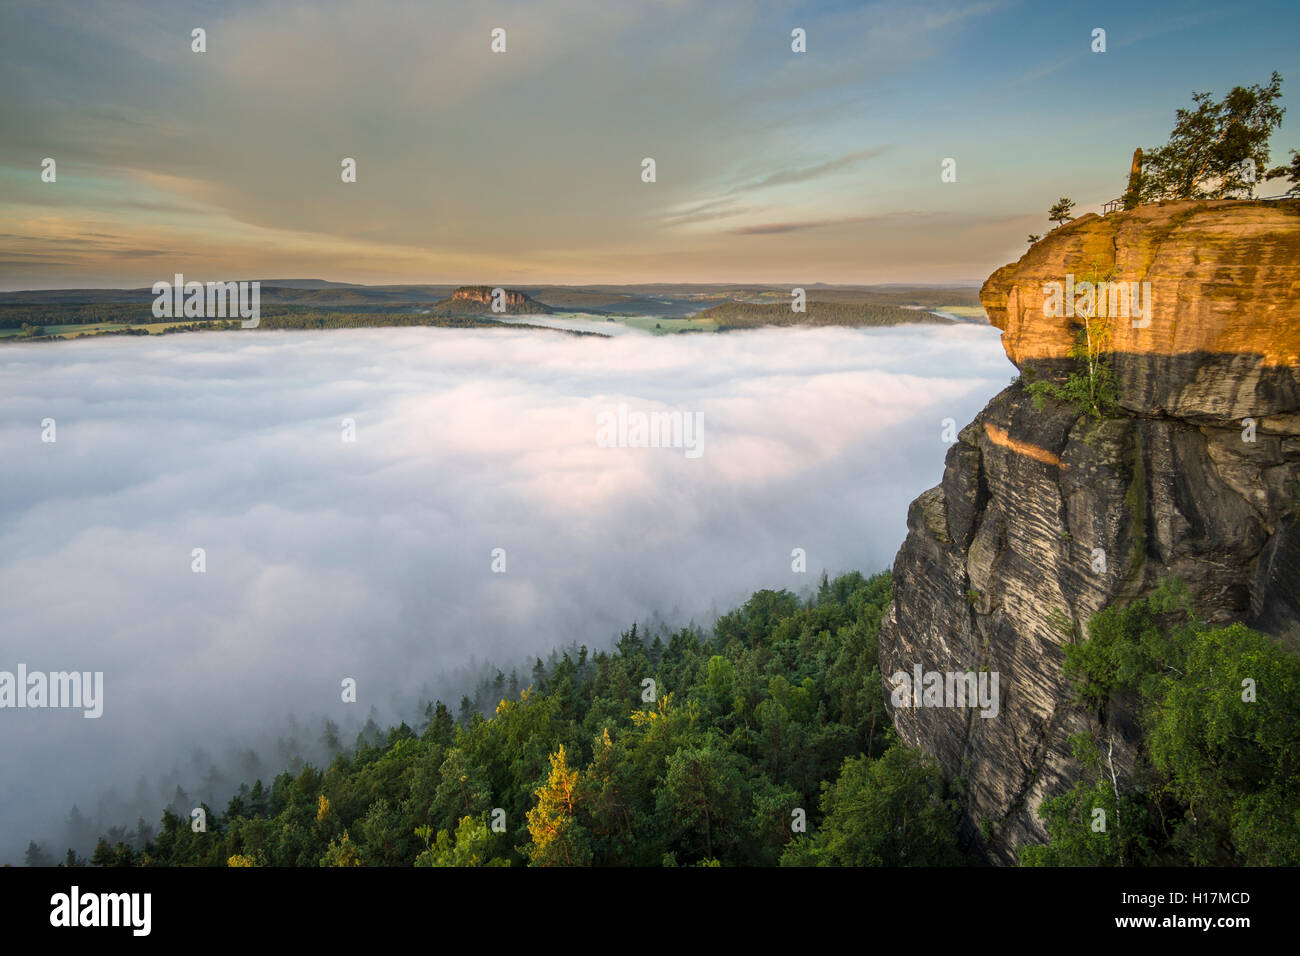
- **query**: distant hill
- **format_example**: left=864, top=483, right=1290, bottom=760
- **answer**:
left=431, top=286, right=553, bottom=315
left=0, top=281, right=982, bottom=315
left=0, top=284, right=451, bottom=308
left=692, top=300, right=952, bottom=330
left=257, top=279, right=364, bottom=289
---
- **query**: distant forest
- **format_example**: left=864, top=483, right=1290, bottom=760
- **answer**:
left=0, top=303, right=159, bottom=328
left=0, top=305, right=604, bottom=338
left=1, top=283, right=980, bottom=340
left=695, top=300, right=951, bottom=329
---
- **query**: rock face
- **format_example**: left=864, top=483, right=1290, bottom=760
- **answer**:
left=879, top=200, right=1300, bottom=865
left=444, top=286, right=550, bottom=314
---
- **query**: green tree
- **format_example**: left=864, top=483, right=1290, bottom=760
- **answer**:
left=90, top=838, right=115, bottom=867
left=705, top=655, right=735, bottom=714
left=1140, top=72, right=1285, bottom=200
left=1048, top=197, right=1076, bottom=226
left=1269, top=148, right=1300, bottom=195
left=1145, top=622, right=1300, bottom=865
left=579, top=728, right=645, bottom=865
left=748, top=778, right=802, bottom=865
left=421, top=700, right=455, bottom=747
left=414, top=815, right=509, bottom=867
left=785, top=745, right=963, bottom=866
left=1026, top=266, right=1119, bottom=420
left=320, top=829, right=362, bottom=867
left=24, top=841, right=53, bottom=867
left=1021, top=734, right=1154, bottom=866
left=358, top=798, right=406, bottom=866
left=430, top=748, right=492, bottom=831
left=657, top=738, right=746, bottom=861
left=1032, top=584, right=1300, bottom=865
left=247, top=780, right=268, bottom=818
left=526, top=745, right=591, bottom=866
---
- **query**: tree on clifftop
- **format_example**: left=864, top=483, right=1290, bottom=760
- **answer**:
left=1272, top=148, right=1300, bottom=195
left=1139, top=72, right=1285, bottom=201
left=1048, top=197, right=1076, bottom=226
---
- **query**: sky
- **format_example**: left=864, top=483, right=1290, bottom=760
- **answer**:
left=0, top=321, right=1012, bottom=861
left=0, top=0, right=1298, bottom=287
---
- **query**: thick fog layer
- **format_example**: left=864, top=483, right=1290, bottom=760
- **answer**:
left=0, top=323, right=1011, bottom=861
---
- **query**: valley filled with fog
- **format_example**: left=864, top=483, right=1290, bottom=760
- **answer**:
left=0, top=322, right=1011, bottom=861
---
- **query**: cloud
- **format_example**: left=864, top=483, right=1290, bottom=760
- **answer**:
left=0, top=0, right=1002, bottom=286
left=0, top=322, right=1012, bottom=859
left=729, top=211, right=932, bottom=235
left=657, top=198, right=753, bottom=228
left=723, top=147, right=892, bottom=196
left=660, top=147, right=891, bottom=232
left=729, top=216, right=879, bottom=235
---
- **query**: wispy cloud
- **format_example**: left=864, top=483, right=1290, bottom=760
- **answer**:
left=1, top=0, right=1291, bottom=285
left=657, top=197, right=752, bottom=228
left=723, top=147, right=891, bottom=196
left=730, top=210, right=933, bottom=236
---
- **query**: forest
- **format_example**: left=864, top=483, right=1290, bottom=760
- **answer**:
left=0, top=304, right=604, bottom=339
left=26, top=572, right=1297, bottom=867
left=33, top=571, right=969, bottom=867
left=1, top=297, right=959, bottom=341
left=695, top=300, right=951, bottom=330
left=1022, top=582, right=1300, bottom=866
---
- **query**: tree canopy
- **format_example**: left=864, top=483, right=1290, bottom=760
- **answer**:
left=1138, top=72, right=1286, bottom=200
left=56, top=570, right=970, bottom=868
left=1023, top=582, right=1300, bottom=866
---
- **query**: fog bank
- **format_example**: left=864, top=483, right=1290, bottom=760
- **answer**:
left=0, top=323, right=1011, bottom=861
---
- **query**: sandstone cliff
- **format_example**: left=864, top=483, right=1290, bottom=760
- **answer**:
left=438, top=286, right=552, bottom=314
left=879, top=200, right=1300, bottom=864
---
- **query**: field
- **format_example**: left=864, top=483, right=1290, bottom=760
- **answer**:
left=616, top=315, right=720, bottom=333
left=936, top=306, right=989, bottom=319
left=0, top=320, right=211, bottom=339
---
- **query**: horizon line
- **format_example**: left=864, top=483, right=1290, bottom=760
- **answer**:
left=0, top=278, right=988, bottom=294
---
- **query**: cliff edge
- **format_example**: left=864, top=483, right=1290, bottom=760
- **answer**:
left=879, top=199, right=1300, bottom=864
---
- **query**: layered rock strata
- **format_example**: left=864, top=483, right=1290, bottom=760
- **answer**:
left=880, top=200, right=1300, bottom=864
